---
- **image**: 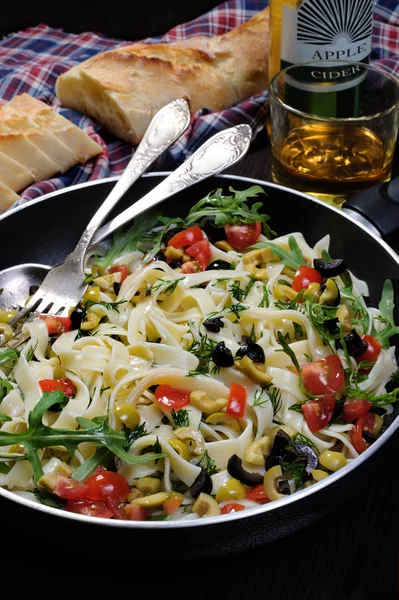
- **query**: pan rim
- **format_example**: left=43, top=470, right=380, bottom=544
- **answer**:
left=1, top=172, right=398, bottom=529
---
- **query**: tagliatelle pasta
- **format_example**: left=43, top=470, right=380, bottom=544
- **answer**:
left=0, top=185, right=398, bottom=521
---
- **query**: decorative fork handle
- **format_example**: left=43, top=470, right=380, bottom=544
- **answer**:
left=91, top=124, right=252, bottom=246
left=67, top=98, right=191, bottom=263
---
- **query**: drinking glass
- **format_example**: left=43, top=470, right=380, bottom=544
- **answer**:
left=269, top=60, right=399, bottom=207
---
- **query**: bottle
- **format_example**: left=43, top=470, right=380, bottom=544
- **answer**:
left=268, top=0, right=374, bottom=117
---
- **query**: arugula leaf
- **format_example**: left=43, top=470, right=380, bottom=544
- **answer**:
left=375, top=280, right=399, bottom=348
left=340, top=287, right=376, bottom=336
left=0, top=349, right=19, bottom=369
left=346, top=385, right=399, bottom=406
left=0, top=391, right=168, bottom=483
left=252, top=235, right=306, bottom=270
left=95, top=211, right=162, bottom=269
left=0, top=412, right=12, bottom=423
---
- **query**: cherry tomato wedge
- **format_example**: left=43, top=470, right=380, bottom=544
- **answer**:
left=186, top=239, right=211, bottom=271
left=301, top=394, right=336, bottom=432
left=181, top=261, right=201, bottom=274
left=39, top=378, right=76, bottom=397
left=55, top=475, right=89, bottom=500
left=226, top=383, right=247, bottom=418
left=163, top=494, right=183, bottom=515
left=342, top=399, right=372, bottom=422
left=351, top=413, right=375, bottom=454
left=66, top=499, right=113, bottom=518
left=108, top=265, right=129, bottom=283
left=301, top=354, right=345, bottom=396
left=245, top=484, right=270, bottom=504
left=355, top=335, right=382, bottom=364
left=82, top=467, right=130, bottom=502
left=40, top=314, right=72, bottom=335
left=292, top=265, right=324, bottom=292
left=225, top=222, right=262, bottom=250
left=221, top=503, right=245, bottom=514
left=168, top=226, right=204, bottom=249
left=154, top=384, right=191, bottom=410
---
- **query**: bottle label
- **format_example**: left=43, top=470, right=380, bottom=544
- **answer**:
left=281, top=0, right=373, bottom=67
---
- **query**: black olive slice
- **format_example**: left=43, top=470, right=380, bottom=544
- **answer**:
left=113, top=281, right=121, bottom=295
left=206, top=260, right=232, bottom=271
left=153, top=251, right=167, bottom=262
left=277, top=479, right=291, bottom=495
left=313, top=258, right=347, bottom=278
left=168, top=260, right=182, bottom=269
left=265, top=429, right=292, bottom=471
left=70, top=306, right=86, bottom=330
left=189, top=468, right=213, bottom=498
left=227, top=454, right=263, bottom=486
left=203, top=317, right=225, bottom=333
left=235, top=335, right=265, bottom=363
left=211, top=341, right=234, bottom=368
left=337, top=329, right=368, bottom=358
left=290, top=443, right=319, bottom=475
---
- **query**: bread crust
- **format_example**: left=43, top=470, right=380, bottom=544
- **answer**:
left=56, top=7, right=269, bottom=145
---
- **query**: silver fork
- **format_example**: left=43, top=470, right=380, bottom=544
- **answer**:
left=5, top=121, right=252, bottom=341
left=5, top=98, right=190, bottom=328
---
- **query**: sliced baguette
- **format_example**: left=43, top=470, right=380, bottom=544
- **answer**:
left=56, top=7, right=269, bottom=145
left=0, top=182, right=20, bottom=212
left=0, top=150, right=34, bottom=191
left=6, top=94, right=102, bottom=163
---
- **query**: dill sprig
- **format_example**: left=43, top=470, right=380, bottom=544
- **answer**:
left=152, top=277, right=185, bottom=295
left=200, top=450, right=219, bottom=475
left=170, top=409, right=190, bottom=429
left=86, top=299, right=127, bottom=313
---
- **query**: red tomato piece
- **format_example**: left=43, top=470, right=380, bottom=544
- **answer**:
left=301, top=394, right=336, bottom=432
left=124, top=504, right=148, bottom=521
left=39, top=378, right=76, bottom=397
left=154, top=384, right=191, bottom=410
left=351, top=413, right=375, bottom=454
left=108, top=265, right=129, bottom=283
left=245, top=484, right=270, bottom=504
left=181, top=261, right=201, bottom=274
left=39, top=315, right=72, bottom=335
left=221, top=503, right=246, bottom=514
left=342, top=399, right=372, bottom=422
left=226, top=383, right=247, bottom=418
left=83, top=467, right=130, bottom=503
left=292, top=265, right=324, bottom=292
left=225, top=222, right=262, bottom=250
left=55, top=476, right=89, bottom=500
left=355, top=335, right=382, bottom=365
left=66, top=499, right=113, bottom=519
left=186, top=239, right=211, bottom=271
left=301, top=354, right=345, bottom=396
left=168, top=226, right=204, bottom=249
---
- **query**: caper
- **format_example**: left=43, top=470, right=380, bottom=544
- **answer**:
left=211, top=341, right=234, bottom=368
left=203, top=317, right=224, bottom=333
left=205, top=260, right=232, bottom=271
left=235, top=335, right=265, bottom=363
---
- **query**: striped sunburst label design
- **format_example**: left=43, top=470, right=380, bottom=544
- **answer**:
left=281, top=0, right=373, bottom=66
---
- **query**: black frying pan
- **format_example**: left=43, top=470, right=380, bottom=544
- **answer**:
left=0, top=173, right=398, bottom=559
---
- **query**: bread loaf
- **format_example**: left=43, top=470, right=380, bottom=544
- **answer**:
left=55, top=7, right=269, bottom=145
left=0, top=94, right=102, bottom=212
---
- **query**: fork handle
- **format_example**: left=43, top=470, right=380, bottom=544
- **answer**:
left=67, top=98, right=190, bottom=262
left=91, top=124, right=253, bottom=247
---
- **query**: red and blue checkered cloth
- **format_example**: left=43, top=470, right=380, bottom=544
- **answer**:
left=0, top=0, right=398, bottom=207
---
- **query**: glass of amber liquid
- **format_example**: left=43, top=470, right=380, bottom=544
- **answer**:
left=269, top=60, right=399, bottom=207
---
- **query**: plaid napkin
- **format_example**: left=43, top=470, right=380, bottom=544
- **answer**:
left=0, top=0, right=398, bottom=207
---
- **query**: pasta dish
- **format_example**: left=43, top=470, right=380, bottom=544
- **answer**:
left=0, top=184, right=398, bottom=521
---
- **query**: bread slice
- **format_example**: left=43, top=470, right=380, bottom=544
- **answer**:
left=0, top=182, right=20, bottom=212
left=7, top=94, right=103, bottom=164
left=0, top=150, right=34, bottom=191
left=56, top=7, right=269, bottom=145
left=0, top=108, right=78, bottom=174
